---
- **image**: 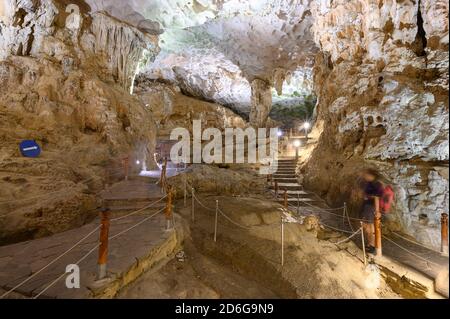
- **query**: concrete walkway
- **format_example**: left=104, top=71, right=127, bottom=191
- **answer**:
left=0, top=177, right=181, bottom=299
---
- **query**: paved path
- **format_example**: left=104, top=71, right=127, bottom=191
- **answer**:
left=0, top=176, right=177, bottom=299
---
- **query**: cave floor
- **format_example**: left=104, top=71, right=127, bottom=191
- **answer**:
left=119, top=195, right=400, bottom=299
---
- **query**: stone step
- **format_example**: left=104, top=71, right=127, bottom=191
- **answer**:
left=273, top=177, right=298, bottom=183
left=269, top=190, right=314, bottom=198
left=107, top=202, right=166, bottom=212
left=269, top=184, right=303, bottom=191
left=104, top=197, right=164, bottom=207
left=276, top=197, right=318, bottom=203
left=275, top=169, right=296, bottom=173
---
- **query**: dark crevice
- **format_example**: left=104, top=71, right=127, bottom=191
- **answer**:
left=413, top=0, right=427, bottom=57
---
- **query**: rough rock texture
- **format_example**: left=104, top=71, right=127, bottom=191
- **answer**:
left=133, top=77, right=246, bottom=137
left=87, top=12, right=159, bottom=90
left=302, top=0, right=449, bottom=249
left=249, top=79, right=273, bottom=128
left=97, top=0, right=318, bottom=119
left=0, top=0, right=159, bottom=244
left=167, top=165, right=266, bottom=199
left=142, top=50, right=252, bottom=114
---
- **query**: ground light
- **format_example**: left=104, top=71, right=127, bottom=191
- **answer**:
left=277, top=130, right=283, bottom=137
left=293, top=140, right=301, bottom=159
left=302, top=122, right=311, bottom=139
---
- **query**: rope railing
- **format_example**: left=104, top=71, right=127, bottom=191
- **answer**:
left=0, top=225, right=100, bottom=299
left=266, top=178, right=448, bottom=269
left=0, top=191, right=169, bottom=299
left=192, top=191, right=256, bottom=230
left=110, top=194, right=167, bottom=222
left=217, top=207, right=252, bottom=230
left=389, top=231, right=444, bottom=255
left=381, top=235, right=441, bottom=268
left=333, top=228, right=362, bottom=246
left=33, top=206, right=166, bottom=299
left=283, top=191, right=366, bottom=222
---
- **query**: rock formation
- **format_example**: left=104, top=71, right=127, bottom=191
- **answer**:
left=249, top=79, right=273, bottom=128
left=0, top=0, right=448, bottom=253
left=302, top=0, right=449, bottom=249
left=133, top=76, right=247, bottom=137
left=0, top=0, right=159, bottom=244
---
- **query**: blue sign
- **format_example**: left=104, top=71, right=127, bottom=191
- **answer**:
left=19, top=140, right=41, bottom=158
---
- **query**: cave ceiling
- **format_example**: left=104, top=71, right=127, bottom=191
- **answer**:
left=86, top=0, right=318, bottom=112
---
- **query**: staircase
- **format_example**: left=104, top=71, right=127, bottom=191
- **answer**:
left=269, top=158, right=326, bottom=208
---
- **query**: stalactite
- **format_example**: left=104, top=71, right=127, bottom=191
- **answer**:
left=90, top=12, right=159, bottom=91
left=249, top=78, right=272, bottom=128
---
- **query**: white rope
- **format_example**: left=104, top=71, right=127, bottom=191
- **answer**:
left=1, top=195, right=167, bottom=299
left=382, top=235, right=441, bottom=267
left=110, top=194, right=167, bottom=222
left=192, top=193, right=215, bottom=212
left=291, top=195, right=367, bottom=222
left=333, top=228, right=362, bottom=246
left=390, top=232, right=444, bottom=255
left=32, top=244, right=99, bottom=299
left=32, top=207, right=165, bottom=299
left=109, top=208, right=165, bottom=240
left=277, top=188, right=367, bottom=223
left=0, top=225, right=100, bottom=299
left=320, top=221, right=355, bottom=234
left=344, top=205, right=355, bottom=232
left=217, top=208, right=252, bottom=230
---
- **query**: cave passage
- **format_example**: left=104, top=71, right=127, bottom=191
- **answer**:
left=0, top=0, right=448, bottom=301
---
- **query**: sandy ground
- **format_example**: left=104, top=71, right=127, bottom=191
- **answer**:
left=118, top=240, right=278, bottom=299
left=118, top=195, right=400, bottom=299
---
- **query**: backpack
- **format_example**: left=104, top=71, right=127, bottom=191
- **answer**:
left=380, top=184, right=395, bottom=214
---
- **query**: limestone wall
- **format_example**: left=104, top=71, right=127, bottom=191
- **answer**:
left=0, top=0, right=160, bottom=244
left=303, top=0, right=449, bottom=249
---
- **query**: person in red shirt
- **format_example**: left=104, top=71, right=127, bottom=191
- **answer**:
left=359, top=168, right=383, bottom=254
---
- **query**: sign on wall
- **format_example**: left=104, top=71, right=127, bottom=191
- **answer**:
left=19, top=140, right=41, bottom=158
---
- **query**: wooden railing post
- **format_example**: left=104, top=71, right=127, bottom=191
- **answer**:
left=275, top=181, right=279, bottom=198
left=374, top=214, right=382, bottom=257
left=214, top=200, right=219, bottom=242
left=183, top=174, right=187, bottom=207
left=284, top=190, right=288, bottom=208
left=165, top=186, right=173, bottom=230
left=441, top=213, right=448, bottom=256
left=281, top=217, right=284, bottom=266
left=159, top=158, right=167, bottom=192
left=191, top=188, right=195, bottom=222
left=122, top=155, right=129, bottom=181
left=97, top=208, right=110, bottom=280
